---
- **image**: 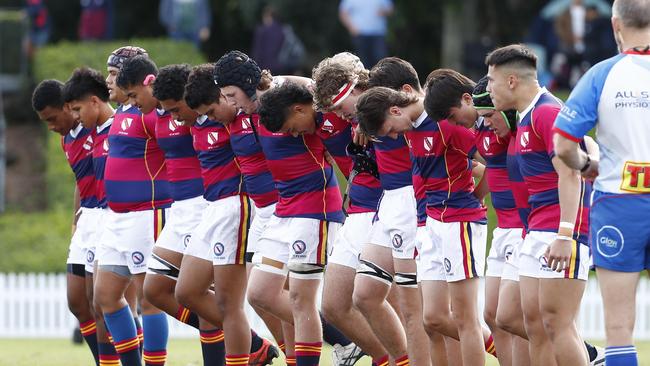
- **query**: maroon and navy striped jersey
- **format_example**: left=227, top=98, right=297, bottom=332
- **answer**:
left=191, top=116, right=244, bottom=202
left=62, top=124, right=99, bottom=208
left=93, top=118, right=112, bottom=208
left=506, top=136, right=531, bottom=231
left=316, top=112, right=354, bottom=177
left=224, top=113, right=277, bottom=208
left=316, top=113, right=382, bottom=214
left=155, top=112, right=204, bottom=201
left=515, top=91, right=590, bottom=242
left=374, top=134, right=413, bottom=190
left=407, top=113, right=486, bottom=223
left=256, top=119, right=344, bottom=223
left=104, top=104, right=172, bottom=213
left=475, top=124, right=523, bottom=229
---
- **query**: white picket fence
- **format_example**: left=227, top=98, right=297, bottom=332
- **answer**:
left=1, top=272, right=650, bottom=340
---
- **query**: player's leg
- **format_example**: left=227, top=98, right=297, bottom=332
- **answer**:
left=597, top=268, right=640, bottom=365
left=132, top=273, right=169, bottom=366
left=144, top=247, right=198, bottom=326
left=496, top=280, right=527, bottom=339
left=322, top=262, right=386, bottom=359
left=94, top=267, right=141, bottom=366
left=539, top=276, right=588, bottom=365
left=393, top=258, right=430, bottom=366
left=442, top=221, right=488, bottom=366
left=323, top=212, right=387, bottom=360
left=352, top=242, right=407, bottom=360
left=484, top=275, right=512, bottom=365
left=246, top=262, right=285, bottom=346
left=67, top=264, right=99, bottom=364
left=176, top=254, right=223, bottom=326
left=213, top=264, right=251, bottom=365
left=519, top=276, right=556, bottom=366
left=287, top=219, right=336, bottom=366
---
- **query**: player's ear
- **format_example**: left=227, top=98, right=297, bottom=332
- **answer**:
left=388, top=105, right=401, bottom=116
left=401, top=84, right=413, bottom=94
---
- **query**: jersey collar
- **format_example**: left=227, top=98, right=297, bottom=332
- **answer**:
left=412, top=110, right=428, bottom=128
left=519, top=87, right=547, bottom=121
left=97, top=116, right=113, bottom=133
left=68, top=123, right=84, bottom=138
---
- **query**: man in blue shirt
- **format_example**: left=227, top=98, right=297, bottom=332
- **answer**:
left=339, top=0, right=393, bottom=68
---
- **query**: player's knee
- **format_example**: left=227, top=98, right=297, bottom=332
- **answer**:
left=174, top=281, right=195, bottom=308
left=496, top=309, right=518, bottom=334
left=423, top=310, right=448, bottom=334
left=67, top=293, right=91, bottom=319
left=321, top=296, right=346, bottom=324
left=483, top=307, right=498, bottom=329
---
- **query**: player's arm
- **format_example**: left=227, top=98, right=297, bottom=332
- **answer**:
left=471, top=158, right=489, bottom=201
left=71, top=185, right=81, bottom=235
left=546, top=156, right=582, bottom=272
left=554, top=64, right=602, bottom=178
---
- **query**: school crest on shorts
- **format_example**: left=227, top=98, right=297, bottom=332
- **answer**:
left=131, top=251, right=145, bottom=265
left=292, top=240, right=307, bottom=255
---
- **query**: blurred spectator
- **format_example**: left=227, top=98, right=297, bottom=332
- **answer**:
left=159, top=0, right=211, bottom=48
left=78, top=0, right=114, bottom=40
left=339, top=0, right=393, bottom=68
left=251, top=6, right=305, bottom=75
left=251, top=6, right=286, bottom=74
left=554, top=0, right=588, bottom=87
left=25, top=0, right=50, bottom=48
left=583, top=6, right=617, bottom=66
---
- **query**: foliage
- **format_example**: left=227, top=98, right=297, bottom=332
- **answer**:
left=33, top=38, right=207, bottom=83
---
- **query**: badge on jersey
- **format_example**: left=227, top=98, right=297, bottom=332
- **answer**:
left=121, top=117, right=133, bottom=131
left=621, top=161, right=650, bottom=193
left=207, top=132, right=219, bottom=146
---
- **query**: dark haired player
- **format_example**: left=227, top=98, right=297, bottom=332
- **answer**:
left=356, top=85, right=489, bottom=365
left=214, top=50, right=346, bottom=366
left=62, top=66, right=119, bottom=366
left=486, top=44, right=594, bottom=366
left=95, top=49, right=171, bottom=366
left=32, top=79, right=101, bottom=365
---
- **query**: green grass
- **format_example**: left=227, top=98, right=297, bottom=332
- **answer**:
left=9, top=338, right=650, bottom=365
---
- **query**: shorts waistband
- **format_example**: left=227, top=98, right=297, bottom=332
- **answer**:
left=382, top=185, right=414, bottom=197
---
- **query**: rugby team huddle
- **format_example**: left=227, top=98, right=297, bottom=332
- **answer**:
left=31, top=3, right=650, bottom=364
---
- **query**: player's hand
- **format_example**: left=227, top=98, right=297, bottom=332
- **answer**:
left=581, top=157, right=599, bottom=181
left=71, top=223, right=77, bottom=236
left=324, top=151, right=336, bottom=166
left=545, top=238, right=573, bottom=272
left=353, top=126, right=369, bottom=147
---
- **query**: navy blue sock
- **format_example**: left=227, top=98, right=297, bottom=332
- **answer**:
left=143, top=313, right=168, bottom=366
left=104, top=306, right=141, bottom=366
left=320, top=314, right=351, bottom=346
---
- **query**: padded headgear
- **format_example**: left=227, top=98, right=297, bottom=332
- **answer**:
left=107, top=46, right=148, bottom=69
left=213, top=50, right=262, bottom=99
left=472, top=75, right=518, bottom=131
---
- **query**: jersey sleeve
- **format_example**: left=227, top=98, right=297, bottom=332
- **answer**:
left=533, top=104, right=561, bottom=157
left=553, top=54, right=623, bottom=141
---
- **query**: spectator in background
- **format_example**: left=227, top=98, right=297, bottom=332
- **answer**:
left=159, top=0, right=211, bottom=48
left=339, top=0, right=393, bottom=68
left=583, top=5, right=617, bottom=67
left=251, top=6, right=286, bottom=75
left=25, top=0, right=50, bottom=49
left=554, top=0, right=588, bottom=87
left=78, top=0, right=114, bottom=40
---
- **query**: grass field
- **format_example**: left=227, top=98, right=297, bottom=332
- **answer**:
left=6, top=338, right=650, bottom=366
